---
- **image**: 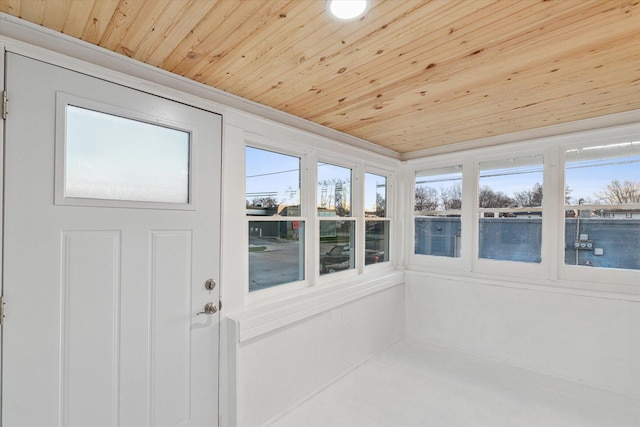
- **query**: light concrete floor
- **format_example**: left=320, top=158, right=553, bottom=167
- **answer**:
left=267, top=340, right=639, bottom=427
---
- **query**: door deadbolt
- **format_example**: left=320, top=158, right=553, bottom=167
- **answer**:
left=196, top=302, right=218, bottom=315
left=205, top=279, right=216, bottom=290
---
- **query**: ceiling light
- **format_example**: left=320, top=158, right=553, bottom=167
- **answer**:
left=326, top=0, right=370, bottom=21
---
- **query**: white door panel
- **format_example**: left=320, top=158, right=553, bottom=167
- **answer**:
left=2, top=53, right=221, bottom=427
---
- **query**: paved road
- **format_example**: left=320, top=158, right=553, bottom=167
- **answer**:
left=249, top=238, right=302, bottom=292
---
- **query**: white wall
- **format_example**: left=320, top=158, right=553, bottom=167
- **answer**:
left=405, top=271, right=640, bottom=399
left=230, top=284, right=404, bottom=427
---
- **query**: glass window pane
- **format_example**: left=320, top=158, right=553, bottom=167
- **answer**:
left=318, top=163, right=351, bottom=217
left=565, top=142, right=640, bottom=206
left=248, top=220, right=304, bottom=291
left=564, top=214, right=640, bottom=270
left=365, top=220, right=389, bottom=265
left=65, top=106, right=189, bottom=203
left=414, top=166, right=462, bottom=257
left=478, top=155, right=543, bottom=263
left=415, top=217, right=462, bottom=258
left=564, top=141, right=640, bottom=270
left=365, top=173, right=387, bottom=217
left=319, top=220, right=355, bottom=275
left=478, top=218, right=542, bottom=263
left=479, top=155, right=543, bottom=208
left=246, top=147, right=300, bottom=216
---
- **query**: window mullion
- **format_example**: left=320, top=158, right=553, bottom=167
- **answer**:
left=463, top=158, right=477, bottom=272
left=306, top=150, right=317, bottom=286
left=354, top=165, right=364, bottom=274
left=543, top=144, right=560, bottom=280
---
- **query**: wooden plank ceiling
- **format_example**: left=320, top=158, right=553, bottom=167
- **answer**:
left=1, top=0, right=639, bottom=154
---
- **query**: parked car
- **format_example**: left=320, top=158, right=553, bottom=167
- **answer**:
left=320, top=245, right=383, bottom=273
left=320, top=245, right=351, bottom=273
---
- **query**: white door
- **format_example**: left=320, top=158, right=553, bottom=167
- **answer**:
left=2, top=53, right=221, bottom=427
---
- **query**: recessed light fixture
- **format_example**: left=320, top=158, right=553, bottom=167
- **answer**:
left=326, top=0, right=370, bottom=21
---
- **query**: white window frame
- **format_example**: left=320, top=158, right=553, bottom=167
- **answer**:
left=472, top=147, right=553, bottom=280
left=55, top=92, right=196, bottom=210
left=242, top=133, right=398, bottom=306
left=316, top=154, right=360, bottom=282
left=557, top=126, right=640, bottom=290
left=406, top=123, right=640, bottom=294
left=363, top=167, right=394, bottom=271
left=409, top=157, right=470, bottom=273
left=244, top=135, right=311, bottom=302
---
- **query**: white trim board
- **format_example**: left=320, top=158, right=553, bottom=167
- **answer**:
left=401, top=109, right=640, bottom=161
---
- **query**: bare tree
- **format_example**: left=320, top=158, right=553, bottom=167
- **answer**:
left=441, top=183, right=462, bottom=210
left=479, top=186, right=514, bottom=208
left=375, top=193, right=386, bottom=217
left=595, top=180, right=640, bottom=204
left=415, top=186, right=438, bottom=212
left=247, top=196, right=278, bottom=208
left=513, top=182, right=543, bottom=207
left=564, top=185, right=572, bottom=204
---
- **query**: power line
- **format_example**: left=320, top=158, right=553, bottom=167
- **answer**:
left=246, top=192, right=278, bottom=196
left=566, top=157, right=640, bottom=170
left=246, top=168, right=298, bottom=179
left=246, top=162, right=335, bottom=179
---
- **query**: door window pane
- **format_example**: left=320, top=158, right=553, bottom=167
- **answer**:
left=246, top=147, right=300, bottom=215
left=318, top=163, right=351, bottom=217
left=414, top=166, right=462, bottom=257
left=478, top=155, right=543, bottom=263
left=319, top=220, right=355, bottom=275
left=564, top=142, right=640, bottom=270
left=65, top=106, right=190, bottom=203
left=248, top=221, right=304, bottom=291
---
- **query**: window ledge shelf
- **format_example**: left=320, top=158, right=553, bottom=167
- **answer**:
left=228, top=269, right=404, bottom=342
left=405, top=266, right=640, bottom=302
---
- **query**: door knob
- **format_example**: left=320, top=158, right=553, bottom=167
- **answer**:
left=196, top=302, right=218, bottom=315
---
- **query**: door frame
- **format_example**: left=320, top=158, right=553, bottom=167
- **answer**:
left=0, top=39, right=6, bottom=425
left=0, top=30, right=229, bottom=426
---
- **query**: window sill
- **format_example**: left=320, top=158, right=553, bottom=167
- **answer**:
left=405, top=265, right=640, bottom=302
left=228, top=267, right=404, bottom=342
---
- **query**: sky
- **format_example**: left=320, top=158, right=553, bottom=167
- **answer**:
left=566, top=154, right=640, bottom=203
left=416, top=149, right=639, bottom=206
left=246, top=147, right=387, bottom=212
left=66, top=106, right=190, bottom=203
left=67, top=105, right=639, bottom=209
left=245, top=147, right=300, bottom=206
left=247, top=144, right=639, bottom=211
